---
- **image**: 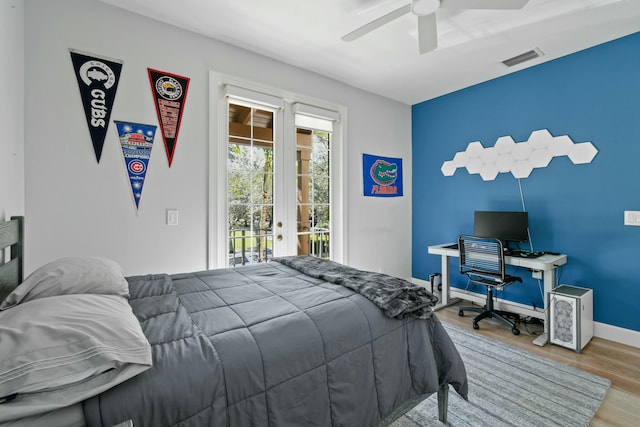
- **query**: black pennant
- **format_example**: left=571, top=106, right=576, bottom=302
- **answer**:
left=70, top=49, right=123, bottom=163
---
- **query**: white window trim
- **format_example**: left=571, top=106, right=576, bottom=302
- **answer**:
left=208, top=71, right=348, bottom=269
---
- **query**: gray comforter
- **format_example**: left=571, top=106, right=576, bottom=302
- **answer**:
left=83, top=259, right=467, bottom=427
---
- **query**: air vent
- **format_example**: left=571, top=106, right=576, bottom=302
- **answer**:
left=502, top=48, right=544, bottom=67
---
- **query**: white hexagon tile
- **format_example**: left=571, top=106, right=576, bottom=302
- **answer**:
left=440, top=129, right=598, bottom=181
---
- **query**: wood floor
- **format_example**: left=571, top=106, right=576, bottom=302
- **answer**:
left=435, top=302, right=640, bottom=427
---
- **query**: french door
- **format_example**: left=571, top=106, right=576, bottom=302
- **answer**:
left=294, top=108, right=334, bottom=260
left=211, top=77, right=344, bottom=268
left=226, top=101, right=277, bottom=266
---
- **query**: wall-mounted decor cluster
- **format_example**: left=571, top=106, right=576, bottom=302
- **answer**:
left=70, top=49, right=190, bottom=212
left=440, top=129, right=598, bottom=181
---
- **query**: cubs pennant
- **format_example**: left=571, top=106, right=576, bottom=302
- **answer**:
left=114, top=121, right=157, bottom=212
left=70, top=49, right=123, bottom=163
left=148, top=68, right=190, bottom=167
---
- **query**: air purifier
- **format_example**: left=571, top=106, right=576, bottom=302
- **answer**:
left=548, top=285, right=593, bottom=353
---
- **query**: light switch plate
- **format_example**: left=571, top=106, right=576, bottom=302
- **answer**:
left=624, top=210, right=640, bottom=226
left=167, top=209, right=179, bottom=226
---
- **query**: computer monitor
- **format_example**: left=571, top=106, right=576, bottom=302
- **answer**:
left=474, top=211, right=529, bottom=243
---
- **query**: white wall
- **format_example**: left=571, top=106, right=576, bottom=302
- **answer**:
left=0, top=0, right=25, bottom=222
left=23, top=0, right=412, bottom=278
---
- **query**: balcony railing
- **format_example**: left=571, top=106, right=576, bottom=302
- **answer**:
left=300, top=227, right=329, bottom=259
left=228, top=226, right=330, bottom=266
left=228, top=227, right=273, bottom=267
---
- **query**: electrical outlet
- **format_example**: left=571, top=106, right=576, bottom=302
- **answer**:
left=167, top=209, right=179, bottom=226
left=624, top=210, right=640, bottom=226
left=532, top=270, right=542, bottom=279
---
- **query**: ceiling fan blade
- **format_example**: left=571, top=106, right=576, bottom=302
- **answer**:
left=342, top=3, right=412, bottom=41
left=417, top=13, right=437, bottom=54
left=440, top=0, right=528, bottom=9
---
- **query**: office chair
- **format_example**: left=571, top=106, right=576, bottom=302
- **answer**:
left=457, top=235, right=523, bottom=335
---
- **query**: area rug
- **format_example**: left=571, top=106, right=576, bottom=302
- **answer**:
left=392, top=322, right=610, bottom=427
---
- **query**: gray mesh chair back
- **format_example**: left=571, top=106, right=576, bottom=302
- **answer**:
left=457, top=234, right=522, bottom=335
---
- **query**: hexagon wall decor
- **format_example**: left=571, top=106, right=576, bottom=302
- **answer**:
left=440, top=129, right=598, bottom=181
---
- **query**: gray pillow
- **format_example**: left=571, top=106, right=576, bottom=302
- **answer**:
left=0, top=256, right=129, bottom=310
left=0, top=293, right=152, bottom=422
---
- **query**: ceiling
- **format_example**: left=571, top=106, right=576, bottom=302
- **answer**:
left=100, top=0, right=640, bottom=105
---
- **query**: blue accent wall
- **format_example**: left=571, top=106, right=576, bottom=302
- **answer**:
left=412, top=32, right=640, bottom=332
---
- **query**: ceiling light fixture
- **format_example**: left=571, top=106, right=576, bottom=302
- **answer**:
left=343, top=0, right=530, bottom=55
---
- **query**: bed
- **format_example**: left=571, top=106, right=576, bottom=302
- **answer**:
left=0, top=216, right=468, bottom=426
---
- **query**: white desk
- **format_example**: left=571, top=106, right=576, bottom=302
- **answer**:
left=428, top=243, right=567, bottom=346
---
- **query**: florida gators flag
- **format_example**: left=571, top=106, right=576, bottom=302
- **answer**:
left=148, top=68, right=190, bottom=167
left=362, top=153, right=403, bottom=197
left=114, top=121, right=157, bottom=211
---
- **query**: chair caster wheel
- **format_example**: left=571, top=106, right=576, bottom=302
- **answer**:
left=512, top=327, right=520, bottom=335
left=473, top=323, right=479, bottom=330
left=458, top=310, right=464, bottom=317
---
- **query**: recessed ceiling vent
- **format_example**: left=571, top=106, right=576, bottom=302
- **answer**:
left=502, top=48, right=544, bottom=67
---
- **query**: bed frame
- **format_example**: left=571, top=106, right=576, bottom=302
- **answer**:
left=380, top=386, right=449, bottom=425
left=0, top=215, right=451, bottom=425
left=0, top=216, right=23, bottom=302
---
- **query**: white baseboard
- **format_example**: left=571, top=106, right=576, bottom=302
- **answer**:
left=594, top=321, right=640, bottom=349
left=412, top=277, right=640, bottom=349
left=412, top=278, right=432, bottom=290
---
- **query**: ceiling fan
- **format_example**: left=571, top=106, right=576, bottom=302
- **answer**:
left=342, top=0, right=529, bottom=54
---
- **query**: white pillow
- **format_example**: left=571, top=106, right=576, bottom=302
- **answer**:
left=0, top=256, right=129, bottom=310
left=0, top=294, right=152, bottom=422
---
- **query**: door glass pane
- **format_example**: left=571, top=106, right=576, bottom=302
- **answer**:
left=296, top=128, right=330, bottom=258
left=251, top=172, right=273, bottom=204
left=228, top=171, right=250, bottom=204
left=228, top=102, right=274, bottom=266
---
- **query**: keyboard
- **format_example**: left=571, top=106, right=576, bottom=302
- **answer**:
left=508, top=250, right=544, bottom=258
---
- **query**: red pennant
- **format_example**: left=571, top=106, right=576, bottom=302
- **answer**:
left=148, top=69, right=190, bottom=167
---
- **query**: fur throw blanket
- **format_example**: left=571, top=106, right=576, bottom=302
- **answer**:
left=273, top=256, right=438, bottom=319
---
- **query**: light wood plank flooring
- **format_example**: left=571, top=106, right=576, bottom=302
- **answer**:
left=435, top=302, right=640, bottom=427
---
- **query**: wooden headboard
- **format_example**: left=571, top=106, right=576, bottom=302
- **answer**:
left=0, top=216, right=24, bottom=301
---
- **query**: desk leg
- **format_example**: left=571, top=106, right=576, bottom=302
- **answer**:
left=439, top=255, right=450, bottom=306
left=533, top=267, right=554, bottom=346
